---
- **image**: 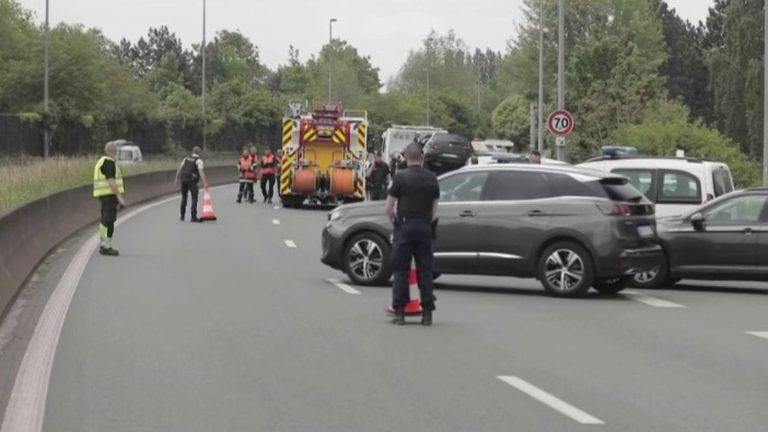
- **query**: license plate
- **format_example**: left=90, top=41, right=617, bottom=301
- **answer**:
left=637, top=225, right=654, bottom=237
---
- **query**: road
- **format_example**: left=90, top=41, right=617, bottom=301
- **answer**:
left=3, top=187, right=768, bottom=432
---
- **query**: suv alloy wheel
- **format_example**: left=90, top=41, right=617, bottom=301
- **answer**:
left=537, top=241, right=595, bottom=297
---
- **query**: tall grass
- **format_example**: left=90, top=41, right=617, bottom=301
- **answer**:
left=0, top=154, right=235, bottom=211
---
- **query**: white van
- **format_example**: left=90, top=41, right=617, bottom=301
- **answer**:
left=577, top=156, right=735, bottom=217
left=113, top=140, right=143, bottom=164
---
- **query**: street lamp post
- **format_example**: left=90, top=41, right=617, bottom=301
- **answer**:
left=43, top=0, right=50, bottom=158
left=426, top=37, right=434, bottom=126
left=537, top=0, right=544, bottom=154
left=328, top=18, right=337, bottom=101
left=202, top=0, right=207, bottom=151
left=763, top=0, right=768, bottom=186
left=556, top=0, right=566, bottom=162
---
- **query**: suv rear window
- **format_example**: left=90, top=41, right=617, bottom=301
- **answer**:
left=599, top=178, right=645, bottom=202
left=713, top=168, right=734, bottom=197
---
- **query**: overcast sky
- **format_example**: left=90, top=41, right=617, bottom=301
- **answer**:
left=18, top=0, right=713, bottom=83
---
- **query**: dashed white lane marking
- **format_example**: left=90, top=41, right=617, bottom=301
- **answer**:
left=273, top=205, right=281, bottom=210
left=1, top=194, right=183, bottom=432
left=622, top=290, right=686, bottom=308
left=746, top=331, right=768, bottom=341
left=328, top=279, right=362, bottom=295
left=272, top=219, right=280, bottom=225
left=284, top=240, right=297, bottom=248
left=497, top=376, right=605, bottom=425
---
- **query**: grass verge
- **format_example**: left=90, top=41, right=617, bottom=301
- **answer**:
left=0, top=154, right=236, bottom=211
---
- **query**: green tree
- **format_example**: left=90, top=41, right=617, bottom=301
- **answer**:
left=614, top=101, right=761, bottom=187
left=492, top=94, right=529, bottom=145
left=0, top=0, right=41, bottom=112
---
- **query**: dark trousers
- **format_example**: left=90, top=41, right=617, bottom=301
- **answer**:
left=392, top=219, right=436, bottom=311
left=180, top=180, right=199, bottom=219
left=368, top=185, right=387, bottom=201
left=99, top=195, right=118, bottom=236
left=238, top=181, right=254, bottom=202
left=261, top=174, right=275, bottom=200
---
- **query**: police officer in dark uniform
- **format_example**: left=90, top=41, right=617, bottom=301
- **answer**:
left=174, top=146, right=208, bottom=222
left=386, top=142, right=440, bottom=326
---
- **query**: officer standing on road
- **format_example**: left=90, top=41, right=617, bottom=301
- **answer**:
left=237, top=147, right=256, bottom=203
left=260, top=148, right=277, bottom=203
left=174, top=146, right=208, bottom=222
left=386, top=142, right=440, bottom=326
left=93, top=141, right=126, bottom=257
left=366, top=152, right=391, bottom=201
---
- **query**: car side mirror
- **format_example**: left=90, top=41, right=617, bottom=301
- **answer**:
left=690, top=213, right=706, bottom=231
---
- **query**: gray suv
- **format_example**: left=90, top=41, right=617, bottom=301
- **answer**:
left=321, top=165, right=663, bottom=297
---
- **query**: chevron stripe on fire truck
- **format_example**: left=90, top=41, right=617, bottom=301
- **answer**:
left=282, top=119, right=293, bottom=146
left=303, top=126, right=318, bottom=143
left=354, top=178, right=365, bottom=198
left=280, top=153, right=296, bottom=195
left=332, top=128, right=346, bottom=144
left=357, top=124, right=367, bottom=149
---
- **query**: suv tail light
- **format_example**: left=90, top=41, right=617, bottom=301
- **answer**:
left=596, top=202, right=632, bottom=216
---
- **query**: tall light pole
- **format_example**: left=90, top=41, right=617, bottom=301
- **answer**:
left=537, top=0, right=544, bottom=154
left=43, top=0, right=50, bottom=158
left=426, top=37, right=434, bottom=126
left=556, top=0, right=566, bottom=162
left=763, top=0, right=768, bottom=186
left=202, top=0, right=207, bottom=151
left=328, top=18, right=337, bottom=101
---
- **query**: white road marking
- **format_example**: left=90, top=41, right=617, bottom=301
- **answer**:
left=284, top=240, right=297, bottom=248
left=622, top=290, right=686, bottom=308
left=272, top=219, right=280, bottom=225
left=273, top=205, right=281, bottom=210
left=0, top=194, right=182, bottom=432
left=497, top=376, right=605, bottom=425
left=746, top=331, right=768, bottom=341
left=328, top=279, right=362, bottom=295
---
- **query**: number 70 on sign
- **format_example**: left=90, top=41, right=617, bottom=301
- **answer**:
left=547, top=109, right=575, bottom=137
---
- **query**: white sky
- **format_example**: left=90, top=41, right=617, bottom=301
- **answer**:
left=18, top=0, right=713, bottom=83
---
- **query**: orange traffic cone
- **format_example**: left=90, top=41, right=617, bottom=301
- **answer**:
left=388, top=261, right=423, bottom=316
left=200, top=188, right=218, bottom=222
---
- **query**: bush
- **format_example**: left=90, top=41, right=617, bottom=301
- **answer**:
left=613, top=102, right=761, bottom=188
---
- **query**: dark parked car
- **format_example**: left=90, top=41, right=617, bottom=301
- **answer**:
left=632, top=188, right=768, bottom=288
left=421, top=133, right=474, bottom=174
left=321, top=164, right=663, bottom=297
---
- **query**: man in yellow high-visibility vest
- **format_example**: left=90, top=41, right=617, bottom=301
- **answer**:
left=93, top=141, right=126, bottom=256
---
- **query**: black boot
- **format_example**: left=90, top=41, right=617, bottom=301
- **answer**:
left=392, top=308, right=405, bottom=325
left=99, top=247, right=119, bottom=256
left=236, top=194, right=242, bottom=204
left=421, top=309, right=433, bottom=326
left=180, top=213, right=185, bottom=221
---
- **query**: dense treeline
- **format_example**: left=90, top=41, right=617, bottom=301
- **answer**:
left=0, top=0, right=762, bottom=184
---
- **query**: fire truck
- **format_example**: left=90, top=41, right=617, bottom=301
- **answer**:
left=279, top=100, right=368, bottom=207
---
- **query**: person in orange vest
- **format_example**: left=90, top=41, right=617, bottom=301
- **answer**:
left=260, top=148, right=277, bottom=204
left=237, top=147, right=257, bottom=203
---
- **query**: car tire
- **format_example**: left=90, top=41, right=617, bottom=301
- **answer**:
left=537, top=241, right=595, bottom=298
left=343, top=233, right=392, bottom=286
left=631, top=255, right=671, bottom=289
left=593, top=276, right=631, bottom=295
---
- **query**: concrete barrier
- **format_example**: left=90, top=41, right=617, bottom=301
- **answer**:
left=0, top=166, right=237, bottom=317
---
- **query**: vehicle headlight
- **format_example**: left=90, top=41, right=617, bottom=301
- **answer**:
left=328, top=211, right=343, bottom=222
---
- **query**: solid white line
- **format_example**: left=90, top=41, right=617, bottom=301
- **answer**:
left=284, top=240, right=297, bottom=248
left=622, top=290, right=686, bottom=308
left=327, top=279, right=362, bottom=295
left=746, top=331, right=768, bottom=341
left=497, top=376, right=605, bottom=425
left=0, top=194, right=181, bottom=432
left=272, top=219, right=280, bottom=225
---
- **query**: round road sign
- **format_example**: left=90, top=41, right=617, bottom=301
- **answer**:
left=547, top=109, right=575, bottom=137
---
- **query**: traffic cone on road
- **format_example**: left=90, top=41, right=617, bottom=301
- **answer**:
left=200, top=188, right=218, bottom=222
left=387, top=262, right=423, bottom=316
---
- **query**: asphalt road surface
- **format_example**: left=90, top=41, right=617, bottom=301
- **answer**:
left=3, top=187, right=768, bottom=432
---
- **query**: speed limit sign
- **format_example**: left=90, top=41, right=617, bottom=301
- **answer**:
left=547, top=109, right=575, bottom=137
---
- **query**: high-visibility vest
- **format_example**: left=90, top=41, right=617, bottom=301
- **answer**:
left=262, top=154, right=276, bottom=175
left=239, top=155, right=257, bottom=180
left=93, top=156, right=124, bottom=197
